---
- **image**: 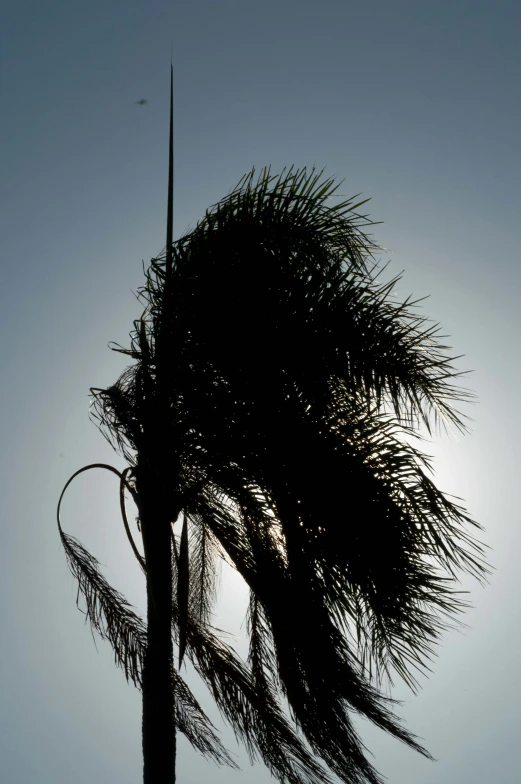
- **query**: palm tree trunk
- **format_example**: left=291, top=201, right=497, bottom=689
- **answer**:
left=137, top=460, right=176, bottom=784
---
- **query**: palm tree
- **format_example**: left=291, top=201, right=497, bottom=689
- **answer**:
left=57, top=68, right=487, bottom=784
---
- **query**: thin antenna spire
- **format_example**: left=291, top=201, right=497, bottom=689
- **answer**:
left=166, top=62, right=174, bottom=274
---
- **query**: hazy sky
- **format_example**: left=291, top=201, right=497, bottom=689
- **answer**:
left=2, top=1, right=520, bottom=782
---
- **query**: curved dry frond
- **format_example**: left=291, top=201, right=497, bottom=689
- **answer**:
left=57, top=464, right=146, bottom=572
left=120, top=467, right=146, bottom=572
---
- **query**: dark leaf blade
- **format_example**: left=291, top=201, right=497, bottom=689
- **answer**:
left=184, top=616, right=334, bottom=784
left=60, top=530, right=147, bottom=687
left=172, top=668, right=238, bottom=768
left=188, top=513, right=218, bottom=625
left=58, top=485, right=235, bottom=767
left=61, top=533, right=235, bottom=766
left=194, top=491, right=432, bottom=783
left=177, top=511, right=190, bottom=667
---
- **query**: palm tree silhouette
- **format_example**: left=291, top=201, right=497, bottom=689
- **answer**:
left=58, top=67, right=487, bottom=784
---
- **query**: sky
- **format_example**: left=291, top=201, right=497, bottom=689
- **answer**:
left=1, top=0, right=520, bottom=781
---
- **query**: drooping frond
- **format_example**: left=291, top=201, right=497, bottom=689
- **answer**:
left=170, top=508, right=331, bottom=784
left=177, top=512, right=190, bottom=667
left=57, top=470, right=236, bottom=768
left=247, top=593, right=280, bottom=698
left=187, top=512, right=219, bottom=626
left=302, top=395, right=485, bottom=684
left=187, top=488, right=432, bottom=784
left=60, top=530, right=147, bottom=686
left=172, top=668, right=239, bottom=768
left=259, top=396, right=487, bottom=687
left=173, top=606, right=334, bottom=784
left=59, top=530, right=235, bottom=767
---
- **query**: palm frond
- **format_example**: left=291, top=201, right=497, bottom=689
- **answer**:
left=177, top=610, right=333, bottom=784
left=247, top=592, right=280, bottom=692
left=187, top=488, right=432, bottom=784
left=244, top=549, right=432, bottom=784
left=319, top=265, right=474, bottom=433
left=58, top=474, right=235, bottom=768
left=177, top=512, right=190, bottom=667
left=187, top=512, right=219, bottom=625
left=59, top=530, right=235, bottom=767
left=172, top=668, right=239, bottom=768
left=60, top=530, right=146, bottom=686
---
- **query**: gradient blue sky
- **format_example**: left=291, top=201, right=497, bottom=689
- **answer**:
left=2, top=1, right=520, bottom=782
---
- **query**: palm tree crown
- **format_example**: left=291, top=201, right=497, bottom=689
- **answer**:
left=58, top=113, right=487, bottom=784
